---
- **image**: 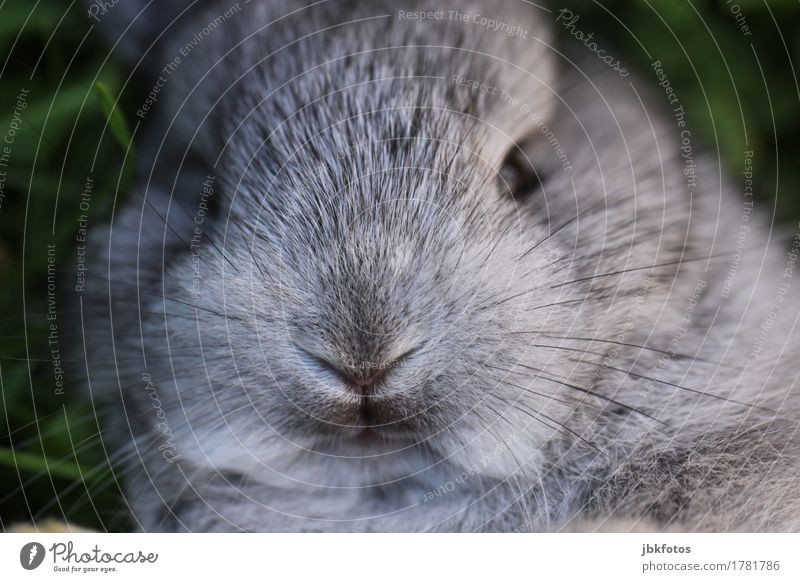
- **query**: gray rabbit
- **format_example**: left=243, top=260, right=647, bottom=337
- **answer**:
left=79, top=0, right=800, bottom=531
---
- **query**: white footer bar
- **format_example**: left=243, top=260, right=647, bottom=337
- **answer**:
left=2, top=533, right=798, bottom=580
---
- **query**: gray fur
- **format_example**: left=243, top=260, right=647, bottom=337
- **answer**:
left=79, top=0, right=800, bottom=531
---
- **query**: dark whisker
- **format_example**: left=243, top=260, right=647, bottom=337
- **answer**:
left=142, top=196, right=241, bottom=275
left=483, top=363, right=592, bottom=409
left=518, top=198, right=609, bottom=260
left=602, top=364, right=777, bottom=413
left=506, top=361, right=662, bottom=424
left=550, top=253, right=729, bottom=289
left=532, top=332, right=725, bottom=366
left=522, top=342, right=772, bottom=413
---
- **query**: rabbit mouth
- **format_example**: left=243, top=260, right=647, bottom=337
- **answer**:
left=335, top=400, right=421, bottom=449
left=351, top=399, right=400, bottom=437
left=349, top=427, right=388, bottom=447
left=339, top=426, right=426, bottom=456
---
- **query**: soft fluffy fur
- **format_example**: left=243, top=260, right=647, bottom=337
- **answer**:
left=79, top=0, right=800, bottom=531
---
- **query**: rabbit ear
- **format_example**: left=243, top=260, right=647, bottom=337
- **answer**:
left=481, top=48, right=559, bottom=168
left=451, top=0, right=559, bottom=167
left=85, top=0, right=210, bottom=67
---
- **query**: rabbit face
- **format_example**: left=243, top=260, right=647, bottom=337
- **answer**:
left=87, top=1, right=702, bottom=527
left=102, top=0, right=596, bottom=488
left=156, top=109, right=575, bottom=483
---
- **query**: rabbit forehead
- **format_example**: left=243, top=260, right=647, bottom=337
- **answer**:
left=170, top=0, right=558, bottom=173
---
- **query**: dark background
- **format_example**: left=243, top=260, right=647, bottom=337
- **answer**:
left=0, top=0, right=798, bottom=531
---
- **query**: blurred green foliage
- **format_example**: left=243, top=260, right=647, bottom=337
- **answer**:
left=558, top=0, right=800, bottom=219
left=0, top=0, right=798, bottom=530
left=0, top=0, right=130, bottom=530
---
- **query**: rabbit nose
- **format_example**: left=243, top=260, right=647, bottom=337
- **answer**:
left=306, top=346, right=421, bottom=395
left=337, top=346, right=422, bottom=394
left=301, top=352, right=392, bottom=395
left=338, top=367, right=391, bottom=395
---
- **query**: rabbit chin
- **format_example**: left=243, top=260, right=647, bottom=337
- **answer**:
left=174, top=426, right=433, bottom=487
left=171, top=404, right=551, bottom=493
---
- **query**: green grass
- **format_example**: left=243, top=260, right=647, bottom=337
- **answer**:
left=0, top=0, right=132, bottom=531
left=558, top=0, right=800, bottom=219
left=0, top=0, right=798, bottom=531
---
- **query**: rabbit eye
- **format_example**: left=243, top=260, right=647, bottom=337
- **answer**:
left=498, top=149, right=541, bottom=201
